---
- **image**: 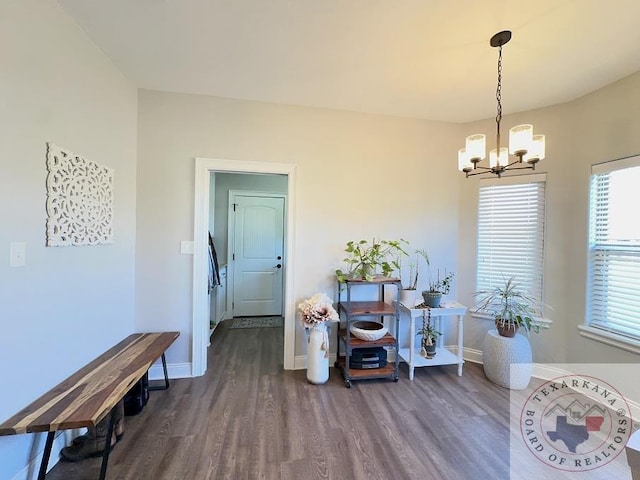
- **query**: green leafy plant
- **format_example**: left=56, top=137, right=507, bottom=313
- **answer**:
left=473, top=276, right=540, bottom=335
left=417, top=309, right=441, bottom=360
left=417, top=314, right=442, bottom=346
left=335, top=238, right=408, bottom=283
left=427, top=269, right=454, bottom=294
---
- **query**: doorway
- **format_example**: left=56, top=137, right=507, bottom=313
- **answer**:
left=192, top=158, right=297, bottom=377
left=229, top=192, right=285, bottom=317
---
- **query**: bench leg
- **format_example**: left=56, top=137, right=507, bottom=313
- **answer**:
left=98, top=406, right=117, bottom=480
left=37, top=431, right=55, bottom=480
left=148, top=353, right=170, bottom=391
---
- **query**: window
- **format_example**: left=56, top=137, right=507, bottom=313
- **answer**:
left=477, top=174, right=546, bottom=311
left=586, top=155, right=640, bottom=341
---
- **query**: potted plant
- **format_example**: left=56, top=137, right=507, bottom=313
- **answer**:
left=421, top=268, right=454, bottom=308
left=398, top=248, right=429, bottom=307
left=417, top=310, right=441, bottom=358
left=335, top=238, right=408, bottom=283
left=473, top=276, right=541, bottom=337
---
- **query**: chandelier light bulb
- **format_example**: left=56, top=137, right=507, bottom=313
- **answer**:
left=458, top=148, right=473, bottom=171
left=509, top=124, right=533, bottom=156
left=489, top=148, right=509, bottom=168
left=465, top=134, right=486, bottom=162
left=524, top=134, right=546, bottom=163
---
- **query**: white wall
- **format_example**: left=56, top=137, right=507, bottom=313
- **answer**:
left=0, top=2, right=138, bottom=478
left=136, top=89, right=462, bottom=362
left=457, top=71, right=640, bottom=365
left=565, top=72, right=640, bottom=363
left=136, top=76, right=640, bottom=367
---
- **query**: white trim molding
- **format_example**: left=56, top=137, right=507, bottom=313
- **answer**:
left=193, top=158, right=297, bottom=376
left=470, top=312, right=553, bottom=330
left=578, top=325, right=640, bottom=355
left=462, top=347, right=483, bottom=364
left=148, top=362, right=192, bottom=381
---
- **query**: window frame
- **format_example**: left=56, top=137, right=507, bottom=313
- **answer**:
left=580, top=154, right=640, bottom=352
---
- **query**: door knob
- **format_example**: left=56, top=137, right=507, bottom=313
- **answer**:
left=277, top=255, right=282, bottom=260
left=276, top=264, right=282, bottom=269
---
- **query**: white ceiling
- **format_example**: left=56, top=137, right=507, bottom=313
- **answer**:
left=58, top=0, right=640, bottom=123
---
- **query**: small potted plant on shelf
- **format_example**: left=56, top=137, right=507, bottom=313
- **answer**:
left=335, top=238, right=408, bottom=283
left=473, top=276, right=540, bottom=337
left=398, top=248, right=429, bottom=307
left=417, top=310, right=441, bottom=358
left=421, top=268, right=454, bottom=308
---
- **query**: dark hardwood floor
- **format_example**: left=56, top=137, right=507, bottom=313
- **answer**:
left=45, top=321, right=631, bottom=479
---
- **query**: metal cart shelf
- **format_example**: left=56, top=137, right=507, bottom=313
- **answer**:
left=335, top=276, right=401, bottom=388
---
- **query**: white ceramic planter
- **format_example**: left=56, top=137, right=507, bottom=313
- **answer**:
left=482, top=330, right=532, bottom=389
left=398, top=289, right=418, bottom=307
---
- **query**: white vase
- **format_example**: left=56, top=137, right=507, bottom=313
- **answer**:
left=307, top=323, right=330, bottom=384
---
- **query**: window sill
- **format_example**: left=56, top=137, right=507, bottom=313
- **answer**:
left=577, top=325, right=640, bottom=355
left=470, top=312, right=553, bottom=329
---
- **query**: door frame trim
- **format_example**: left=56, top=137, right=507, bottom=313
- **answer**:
left=193, top=158, right=297, bottom=376
left=227, top=190, right=287, bottom=318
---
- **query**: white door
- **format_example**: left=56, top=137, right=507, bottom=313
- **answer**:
left=232, top=195, right=284, bottom=316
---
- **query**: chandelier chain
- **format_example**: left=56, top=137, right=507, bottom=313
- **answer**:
left=495, top=44, right=503, bottom=152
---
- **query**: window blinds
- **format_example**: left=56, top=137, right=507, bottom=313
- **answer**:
left=588, top=156, right=640, bottom=340
left=477, top=174, right=546, bottom=310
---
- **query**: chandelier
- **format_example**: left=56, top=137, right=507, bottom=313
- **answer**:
left=458, top=30, right=545, bottom=178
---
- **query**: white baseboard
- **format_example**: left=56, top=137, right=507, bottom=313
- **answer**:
left=11, top=429, right=84, bottom=480
left=294, top=351, right=399, bottom=370
left=294, top=354, right=337, bottom=370
left=148, top=362, right=192, bottom=380
left=294, top=354, right=306, bottom=370
left=462, top=346, right=483, bottom=364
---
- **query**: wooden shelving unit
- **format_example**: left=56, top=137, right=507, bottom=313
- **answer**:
left=335, top=276, right=401, bottom=388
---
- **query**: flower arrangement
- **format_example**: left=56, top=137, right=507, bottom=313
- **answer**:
left=298, top=293, right=340, bottom=329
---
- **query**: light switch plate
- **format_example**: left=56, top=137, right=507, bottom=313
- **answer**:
left=10, top=242, right=26, bottom=267
left=180, top=240, right=194, bottom=255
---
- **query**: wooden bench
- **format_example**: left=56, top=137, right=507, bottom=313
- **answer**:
left=0, top=331, right=179, bottom=480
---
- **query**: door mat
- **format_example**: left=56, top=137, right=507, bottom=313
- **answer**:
left=230, top=316, right=284, bottom=329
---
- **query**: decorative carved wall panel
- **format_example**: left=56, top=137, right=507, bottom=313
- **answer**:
left=45, top=143, right=114, bottom=246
